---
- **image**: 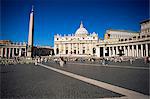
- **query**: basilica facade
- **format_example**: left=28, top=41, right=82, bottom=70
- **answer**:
left=54, top=19, right=150, bottom=58
left=54, top=22, right=98, bottom=57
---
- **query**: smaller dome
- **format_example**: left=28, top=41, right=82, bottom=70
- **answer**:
left=75, top=21, right=88, bottom=35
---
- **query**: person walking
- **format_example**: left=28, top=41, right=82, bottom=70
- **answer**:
left=144, top=57, right=149, bottom=64
left=34, top=58, right=38, bottom=65
left=102, top=58, right=105, bottom=66
left=59, top=57, right=64, bottom=67
left=130, top=58, right=133, bottom=64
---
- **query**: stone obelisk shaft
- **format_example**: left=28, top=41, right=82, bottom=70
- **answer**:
left=27, top=6, right=34, bottom=58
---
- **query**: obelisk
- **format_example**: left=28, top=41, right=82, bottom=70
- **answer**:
left=27, top=6, right=34, bottom=58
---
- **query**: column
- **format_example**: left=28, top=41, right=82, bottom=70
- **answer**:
left=141, top=44, right=143, bottom=57
left=132, top=45, right=134, bottom=57
left=25, top=48, right=27, bottom=57
left=12, top=48, right=14, bottom=57
left=128, top=46, right=130, bottom=56
left=5, top=48, right=7, bottom=57
left=59, top=44, right=61, bottom=55
left=79, top=43, right=81, bottom=54
left=103, top=47, right=105, bottom=57
left=145, top=44, right=148, bottom=57
left=136, top=45, right=139, bottom=57
left=96, top=47, right=100, bottom=57
left=63, top=44, right=66, bottom=54
left=126, top=46, right=128, bottom=56
left=19, top=48, right=22, bottom=57
left=116, top=46, right=118, bottom=56
left=125, top=46, right=127, bottom=56
left=8, top=48, right=11, bottom=58
left=123, top=46, right=126, bottom=56
left=76, top=43, right=78, bottom=54
left=71, top=43, right=73, bottom=54
left=1, top=48, right=4, bottom=57
left=112, top=46, right=114, bottom=56
left=109, top=47, right=111, bottom=57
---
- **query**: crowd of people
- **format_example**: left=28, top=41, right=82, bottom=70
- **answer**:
left=51, top=56, right=150, bottom=67
left=1, top=56, right=150, bottom=66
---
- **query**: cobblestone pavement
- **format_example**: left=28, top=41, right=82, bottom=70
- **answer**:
left=43, top=61, right=149, bottom=95
left=1, top=64, right=124, bottom=99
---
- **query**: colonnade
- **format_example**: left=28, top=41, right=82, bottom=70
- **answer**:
left=97, top=43, right=150, bottom=57
left=0, top=47, right=27, bottom=58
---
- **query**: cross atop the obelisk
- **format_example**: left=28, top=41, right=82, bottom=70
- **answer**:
left=32, top=5, right=34, bottom=12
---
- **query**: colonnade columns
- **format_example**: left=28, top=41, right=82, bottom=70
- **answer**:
left=103, top=47, right=105, bottom=57
left=96, top=47, right=100, bottom=57
left=128, top=46, right=130, bottom=56
left=71, top=44, right=73, bottom=54
left=124, top=46, right=126, bottom=56
left=109, top=47, right=111, bottom=57
left=19, top=48, right=22, bottom=57
left=145, top=44, right=148, bottom=57
left=116, top=46, right=118, bottom=56
left=112, top=47, right=115, bottom=56
left=126, top=46, right=128, bottom=56
left=8, top=48, right=11, bottom=58
left=63, top=44, right=65, bottom=54
left=4, top=48, right=7, bottom=57
left=1, top=48, right=4, bottom=57
left=136, top=45, right=139, bottom=57
left=131, top=45, right=134, bottom=57
left=12, top=48, right=14, bottom=57
left=125, top=46, right=127, bottom=56
left=141, top=44, right=143, bottom=57
left=0, top=47, right=27, bottom=58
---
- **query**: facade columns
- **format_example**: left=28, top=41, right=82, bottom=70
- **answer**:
left=145, top=44, right=148, bottom=57
left=132, top=45, right=134, bottom=57
left=136, top=45, right=139, bottom=57
left=109, top=47, right=111, bottom=57
left=124, top=46, right=126, bottom=56
left=103, top=47, right=105, bottom=57
left=4, top=48, right=7, bottom=57
left=59, top=44, right=61, bottom=55
left=112, top=47, right=115, bottom=56
left=126, top=46, right=128, bottom=56
left=116, top=46, right=118, bottom=56
left=128, top=46, right=130, bottom=56
left=1, top=48, right=4, bottom=57
left=12, top=48, right=14, bottom=57
left=96, top=47, right=100, bottom=57
left=19, top=48, right=22, bottom=57
left=141, top=44, right=143, bottom=57
left=63, top=44, right=65, bottom=54
left=8, top=48, right=11, bottom=58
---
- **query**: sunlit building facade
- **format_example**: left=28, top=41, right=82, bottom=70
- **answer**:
left=54, top=22, right=99, bottom=57
left=104, top=29, right=139, bottom=42
left=96, top=19, right=150, bottom=58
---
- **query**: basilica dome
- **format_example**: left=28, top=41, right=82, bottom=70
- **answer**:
left=75, top=21, right=88, bottom=35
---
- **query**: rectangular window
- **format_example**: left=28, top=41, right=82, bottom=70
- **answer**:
left=83, top=50, right=85, bottom=54
left=66, top=50, right=68, bottom=54
left=74, top=50, right=76, bottom=54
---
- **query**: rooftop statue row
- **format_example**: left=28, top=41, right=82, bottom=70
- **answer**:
left=55, top=21, right=98, bottom=37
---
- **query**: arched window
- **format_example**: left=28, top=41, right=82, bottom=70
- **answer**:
left=93, top=48, right=96, bottom=54
left=56, top=48, right=59, bottom=54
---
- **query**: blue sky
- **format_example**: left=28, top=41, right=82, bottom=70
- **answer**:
left=1, top=0, right=149, bottom=47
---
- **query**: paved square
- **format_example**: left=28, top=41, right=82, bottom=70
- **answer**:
left=1, top=61, right=149, bottom=99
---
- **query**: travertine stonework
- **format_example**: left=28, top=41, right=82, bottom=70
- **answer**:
left=54, top=22, right=98, bottom=57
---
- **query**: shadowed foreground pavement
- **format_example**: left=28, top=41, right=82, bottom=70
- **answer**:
left=1, top=64, right=123, bottom=99
left=44, top=61, right=149, bottom=95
